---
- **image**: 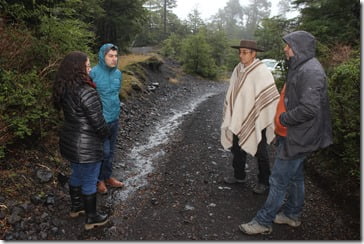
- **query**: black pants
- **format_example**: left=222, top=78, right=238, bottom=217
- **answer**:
left=230, top=129, right=270, bottom=185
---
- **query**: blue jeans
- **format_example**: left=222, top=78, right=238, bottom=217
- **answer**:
left=99, top=119, right=119, bottom=181
left=69, top=162, right=101, bottom=195
left=254, top=138, right=306, bottom=227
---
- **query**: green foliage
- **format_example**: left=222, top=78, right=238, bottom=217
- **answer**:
left=0, top=1, right=96, bottom=159
left=55, top=0, right=105, bottom=24
left=187, top=8, right=205, bottom=34
left=134, top=9, right=165, bottom=46
left=224, top=39, right=240, bottom=71
left=160, top=33, right=183, bottom=59
left=244, top=0, right=271, bottom=38
left=205, top=28, right=229, bottom=67
left=0, top=69, right=52, bottom=140
left=95, top=0, right=148, bottom=51
left=323, top=53, right=360, bottom=181
left=254, top=17, right=291, bottom=89
left=0, top=0, right=50, bottom=27
left=180, top=32, right=218, bottom=79
left=0, top=24, right=36, bottom=72
left=162, top=29, right=230, bottom=80
left=38, top=16, right=95, bottom=60
left=255, top=17, right=296, bottom=60
left=135, top=1, right=195, bottom=46
left=293, top=0, right=360, bottom=47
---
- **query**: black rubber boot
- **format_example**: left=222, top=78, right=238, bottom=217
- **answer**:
left=83, top=193, right=108, bottom=230
left=69, top=185, right=85, bottom=218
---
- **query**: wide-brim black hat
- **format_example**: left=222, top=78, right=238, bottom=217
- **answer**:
left=231, top=39, right=264, bottom=52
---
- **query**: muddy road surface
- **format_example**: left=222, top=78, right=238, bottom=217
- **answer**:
left=103, top=77, right=359, bottom=241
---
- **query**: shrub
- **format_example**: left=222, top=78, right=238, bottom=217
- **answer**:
left=0, top=12, right=95, bottom=159
left=180, top=33, right=218, bottom=79
left=38, top=16, right=95, bottom=63
left=0, top=24, right=36, bottom=72
left=312, top=52, right=360, bottom=188
left=160, top=33, right=183, bottom=60
left=0, top=69, right=53, bottom=152
left=326, top=53, right=360, bottom=179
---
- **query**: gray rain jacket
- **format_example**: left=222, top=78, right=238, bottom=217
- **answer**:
left=279, top=31, right=333, bottom=159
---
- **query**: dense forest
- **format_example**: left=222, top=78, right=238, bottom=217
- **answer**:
left=0, top=0, right=360, bottom=200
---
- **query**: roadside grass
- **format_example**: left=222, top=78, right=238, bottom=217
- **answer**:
left=119, top=54, right=152, bottom=68
left=118, top=53, right=163, bottom=100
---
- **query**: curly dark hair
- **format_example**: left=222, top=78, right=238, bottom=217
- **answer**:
left=53, top=51, right=91, bottom=110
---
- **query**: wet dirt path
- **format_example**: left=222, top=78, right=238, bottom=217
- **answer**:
left=102, top=80, right=360, bottom=240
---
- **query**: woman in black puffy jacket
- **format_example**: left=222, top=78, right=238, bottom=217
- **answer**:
left=53, top=51, right=110, bottom=230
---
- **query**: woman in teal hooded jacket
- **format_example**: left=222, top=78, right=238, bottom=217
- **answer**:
left=90, top=43, right=124, bottom=194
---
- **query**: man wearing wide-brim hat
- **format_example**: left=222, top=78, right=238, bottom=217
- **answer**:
left=220, top=39, right=279, bottom=194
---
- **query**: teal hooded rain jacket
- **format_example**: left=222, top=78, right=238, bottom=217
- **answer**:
left=90, top=43, right=122, bottom=123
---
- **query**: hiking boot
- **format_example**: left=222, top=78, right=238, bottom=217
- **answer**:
left=105, top=177, right=124, bottom=188
left=253, top=183, right=269, bottom=194
left=274, top=212, right=301, bottom=227
left=239, top=219, right=272, bottom=235
left=223, top=176, right=246, bottom=184
left=97, top=181, right=108, bottom=194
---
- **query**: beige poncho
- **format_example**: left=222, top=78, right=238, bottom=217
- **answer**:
left=221, top=59, right=279, bottom=156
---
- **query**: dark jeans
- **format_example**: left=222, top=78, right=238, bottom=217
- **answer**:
left=99, top=119, right=119, bottom=181
left=230, top=129, right=270, bottom=185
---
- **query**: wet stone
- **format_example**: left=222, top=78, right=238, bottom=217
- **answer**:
left=151, top=198, right=159, bottom=205
left=40, top=231, right=47, bottom=239
left=36, top=168, right=53, bottom=183
left=45, top=195, right=55, bottom=205
left=51, top=227, right=58, bottom=233
left=8, top=213, right=21, bottom=224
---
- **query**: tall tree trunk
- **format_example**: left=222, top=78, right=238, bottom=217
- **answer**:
left=163, top=0, right=167, bottom=36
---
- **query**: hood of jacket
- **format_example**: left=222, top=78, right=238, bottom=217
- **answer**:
left=283, top=31, right=316, bottom=69
left=97, top=43, right=119, bottom=70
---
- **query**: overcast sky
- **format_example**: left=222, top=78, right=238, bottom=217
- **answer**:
left=172, top=0, right=296, bottom=21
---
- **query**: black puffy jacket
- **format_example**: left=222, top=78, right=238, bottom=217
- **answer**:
left=59, top=84, right=110, bottom=163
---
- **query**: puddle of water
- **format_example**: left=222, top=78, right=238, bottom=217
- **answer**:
left=111, top=92, right=218, bottom=202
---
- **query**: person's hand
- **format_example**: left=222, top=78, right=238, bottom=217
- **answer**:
left=279, top=113, right=286, bottom=126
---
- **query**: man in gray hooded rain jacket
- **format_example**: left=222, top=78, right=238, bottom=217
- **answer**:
left=239, top=30, right=333, bottom=235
